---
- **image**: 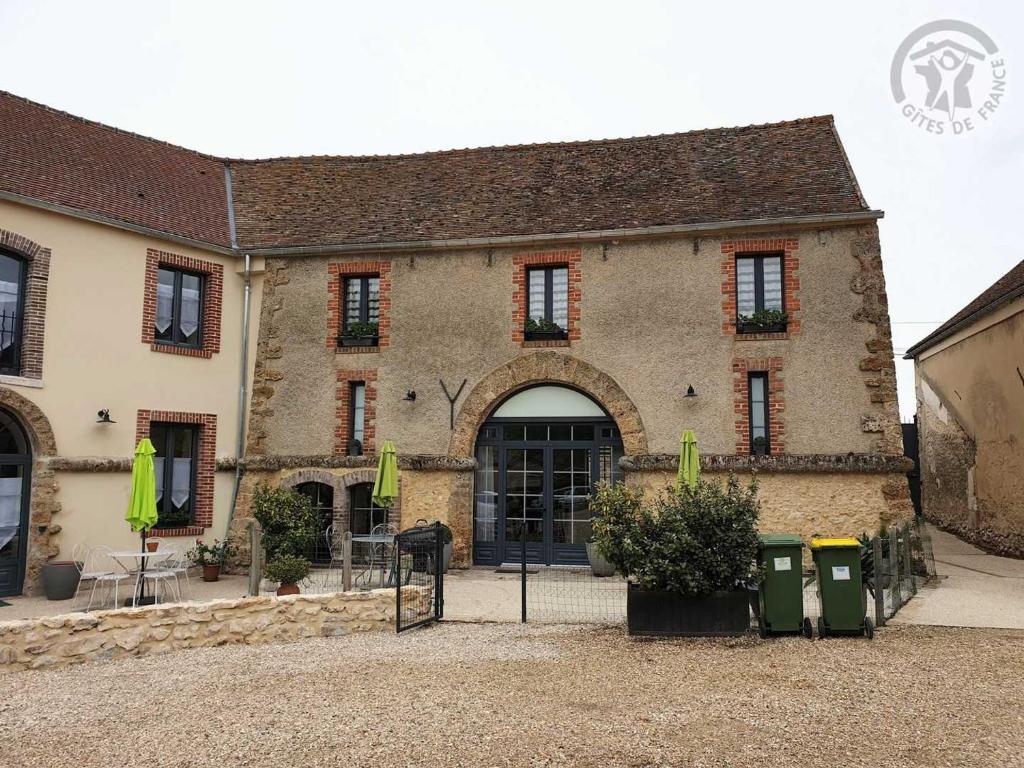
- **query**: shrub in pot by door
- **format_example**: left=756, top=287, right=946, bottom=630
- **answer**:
left=591, top=477, right=762, bottom=637
left=187, top=538, right=234, bottom=582
left=251, top=485, right=321, bottom=593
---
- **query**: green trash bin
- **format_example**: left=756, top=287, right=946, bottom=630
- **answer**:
left=811, top=538, right=874, bottom=639
left=757, top=534, right=812, bottom=638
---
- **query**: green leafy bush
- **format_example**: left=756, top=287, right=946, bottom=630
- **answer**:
left=737, top=308, right=788, bottom=330
left=264, top=553, right=312, bottom=586
left=591, top=477, right=761, bottom=597
left=251, top=485, right=320, bottom=562
left=342, top=320, right=379, bottom=338
left=525, top=317, right=564, bottom=334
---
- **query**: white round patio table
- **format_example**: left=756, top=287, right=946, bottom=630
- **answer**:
left=108, top=549, right=171, bottom=606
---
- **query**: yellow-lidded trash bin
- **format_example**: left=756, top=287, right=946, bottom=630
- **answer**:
left=811, top=537, right=873, bottom=639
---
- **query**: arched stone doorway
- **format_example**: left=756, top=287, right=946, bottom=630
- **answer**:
left=0, top=409, right=32, bottom=596
left=470, top=384, right=625, bottom=566
left=0, top=388, right=58, bottom=595
left=448, top=351, right=647, bottom=458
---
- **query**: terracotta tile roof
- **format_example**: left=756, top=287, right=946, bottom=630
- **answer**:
left=228, top=116, right=868, bottom=249
left=0, top=91, right=231, bottom=247
left=905, top=258, right=1024, bottom=358
left=0, top=91, right=871, bottom=251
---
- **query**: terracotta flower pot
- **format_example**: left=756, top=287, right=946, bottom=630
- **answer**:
left=276, top=583, right=300, bottom=596
left=202, top=564, right=221, bottom=582
left=146, top=541, right=160, bottom=553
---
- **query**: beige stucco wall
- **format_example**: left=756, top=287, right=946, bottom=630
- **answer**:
left=255, top=225, right=891, bottom=458
left=0, top=200, right=261, bottom=578
left=915, top=297, right=1024, bottom=555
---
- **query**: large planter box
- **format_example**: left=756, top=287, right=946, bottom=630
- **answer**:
left=626, top=584, right=751, bottom=637
left=339, top=336, right=378, bottom=348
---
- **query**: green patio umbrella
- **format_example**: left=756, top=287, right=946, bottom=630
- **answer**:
left=676, top=430, right=700, bottom=492
left=126, top=438, right=158, bottom=533
left=372, top=440, right=399, bottom=508
left=126, top=438, right=158, bottom=604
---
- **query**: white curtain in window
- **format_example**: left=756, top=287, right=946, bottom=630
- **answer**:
left=154, top=457, right=193, bottom=510
left=0, top=476, right=21, bottom=550
left=179, top=283, right=201, bottom=338
left=0, top=280, right=19, bottom=350
left=155, top=281, right=174, bottom=334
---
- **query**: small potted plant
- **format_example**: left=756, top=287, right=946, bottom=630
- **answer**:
left=339, top=320, right=379, bottom=347
left=188, top=538, right=234, bottom=582
left=737, top=308, right=788, bottom=334
left=265, top=554, right=311, bottom=596
left=592, top=477, right=761, bottom=637
left=524, top=317, right=567, bottom=341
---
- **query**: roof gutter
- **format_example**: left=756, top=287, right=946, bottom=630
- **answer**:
left=0, top=189, right=236, bottom=255
left=240, top=210, right=885, bottom=257
left=904, top=282, right=1024, bottom=359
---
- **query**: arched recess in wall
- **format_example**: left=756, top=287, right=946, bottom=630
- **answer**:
left=447, top=351, right=647, bottom=458
left=0, top=386, right=59, bottom=594
left=278, top=467, right=400, bottom=533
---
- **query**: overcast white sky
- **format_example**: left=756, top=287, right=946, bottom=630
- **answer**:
left=1, top=1, right=1021, bottom=420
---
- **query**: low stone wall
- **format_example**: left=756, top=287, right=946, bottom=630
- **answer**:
left=0, top=586, right=431, bottom=674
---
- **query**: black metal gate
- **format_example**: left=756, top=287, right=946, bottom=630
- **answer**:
left=395, top=522, right=444, bottom=632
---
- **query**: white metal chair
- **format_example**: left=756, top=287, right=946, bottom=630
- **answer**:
left=72, top=544, right=130, bottom=611
left=156, top=542, right=192, bottom=602
left=132, top=545, right=178, bottom=606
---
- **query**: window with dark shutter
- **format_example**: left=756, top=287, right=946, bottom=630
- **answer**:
left=748, top=372, right=770, bottom=456
left=736, top=254, right=785, bottom=333
left=154, top=267, right=204, bottom=348
left=525, top=266, right=568, bottom=340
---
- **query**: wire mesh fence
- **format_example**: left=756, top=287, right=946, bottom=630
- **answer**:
left=516, top=518, right=937, bottom=628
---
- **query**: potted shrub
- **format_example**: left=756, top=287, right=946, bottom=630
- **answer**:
left=188, top=538, right=234, bottom=582
left=251, top=484, right=320, bottom=588
left=524, top=317, right=567, bottom=341
left=264, top=554, right=312, bottom=596
left=737, top=308, right=788, bottom=334
left=591, top=477, right=761, bottom=637
left=339, top=320, right=379, bottom=347
left=41, top=561, right=80, bottom=601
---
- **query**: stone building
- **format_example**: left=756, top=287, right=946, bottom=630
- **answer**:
left=905, top=259, right=1024, bottom=557
left=0, top=89, right=911, bottom=594
left=227, top=114, right=912, bottom=567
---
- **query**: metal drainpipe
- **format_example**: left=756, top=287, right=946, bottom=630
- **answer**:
left=225, top=253, right=252, bottom=543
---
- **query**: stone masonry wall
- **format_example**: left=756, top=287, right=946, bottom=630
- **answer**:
left=0, top=587, right=430, bottom=674
left=626, top=470, right=912, bottom=545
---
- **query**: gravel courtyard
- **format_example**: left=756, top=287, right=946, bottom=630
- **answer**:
left=1, top=623, right=1022, bottom=768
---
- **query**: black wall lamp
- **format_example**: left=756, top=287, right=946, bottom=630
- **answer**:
left=684, top=385, right=697, bottom=398
left=96, top=409, right=116, bottom=424
left=402, top=390, right=417, bottom=402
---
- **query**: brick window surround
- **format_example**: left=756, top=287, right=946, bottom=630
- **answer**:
left=328, top=261, right=392, bottom=352
left=512, top=249, right=582, bottom=346
left=135, top=409, right=217, bottom=536
left=335, top=369, right=378, bottom=456
left=141, top=248, right=224, bottom=358
left=0, top=228, right=50, bottom=380
left=721, top=238, right=800, bottom=337
left=733, top=357, right=785, bottom=455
